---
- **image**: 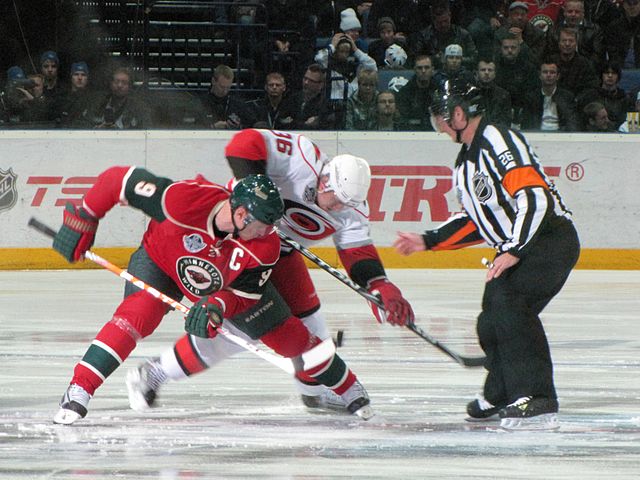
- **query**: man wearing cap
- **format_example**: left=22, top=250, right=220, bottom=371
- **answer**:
left=39, top=50, right=64, bottom=101
left=433, top=44, right=474, bottom=88
left=494, top=2, right=546, bottom=64
left=603, top=0, right=640, bottom=68
left=55, top=62, right=93, bottom=127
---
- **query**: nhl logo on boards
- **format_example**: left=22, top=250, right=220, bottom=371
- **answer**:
left=0, top=168, right=18, bottom=214
left=472, top=172, right=492, bottom=203
left=183, top=233, right=206, bottom=253
left=177, top=257, right=223, bottom=296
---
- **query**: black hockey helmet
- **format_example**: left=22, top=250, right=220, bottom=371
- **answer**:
left=430, top=79, right=485, bottom=123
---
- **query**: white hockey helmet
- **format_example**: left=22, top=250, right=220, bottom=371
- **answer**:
left=321, top=154, right=371, bottom=208
left=384, top=44, right=408, bottom=69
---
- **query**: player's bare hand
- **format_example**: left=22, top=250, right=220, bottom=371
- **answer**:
left=485, top=253, right=519, bottom=281
left=393, top=232, right=426, bottom=256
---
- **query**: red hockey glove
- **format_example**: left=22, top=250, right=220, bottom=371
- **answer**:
left=52, top=202, right=99, bottom=263
left=185, top=296, right=224, bottom=338
left=368, top=279, right=415, bottom=326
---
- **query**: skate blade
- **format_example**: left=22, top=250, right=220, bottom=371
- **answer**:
left=500, top=413, right=559, bottom=431
left=354, top=404, right=375, bottom=421
left=464, top=414, right=500, bottom=423
left=53, top=408, right=83, bottom=425
left=125, top=368, right=152, bottom=412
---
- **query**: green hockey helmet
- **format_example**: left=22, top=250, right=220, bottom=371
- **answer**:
left=230, top=174, right=284, bottom=226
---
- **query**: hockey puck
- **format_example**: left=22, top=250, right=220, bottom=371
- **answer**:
left=334, top=329, right=344, bottom=347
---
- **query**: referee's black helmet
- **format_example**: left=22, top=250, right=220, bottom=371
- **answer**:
left=430, top=79, right=485, bottom=122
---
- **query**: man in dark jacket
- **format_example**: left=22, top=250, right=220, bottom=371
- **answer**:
left=395, top=54, right=438, bottom=130
left=545, top=0, right=605, bottom=70
left=603, top=0, right=640, bottom=68
left=475, top=59, right=512, bottom=128
left=199, top=65, right=253, bottom=130
left=494, top=34, right=539, bottom=126
left=555, top=27, right=600, bottom=104
left=407, top=2, right=477, bottom=70
left=521, top=60, right=579, bottom=132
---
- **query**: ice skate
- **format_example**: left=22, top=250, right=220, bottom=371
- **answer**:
left=339, top=380, right=374, bottom=420
left=499, top=396, right=560, bottom=431
left=301, top=388, right=349, bottom=412
left=465, top=393, right=503, bottom=422
left=53, top=384, right=91, bottom=425
left=126, top=357, right=167, bottom=411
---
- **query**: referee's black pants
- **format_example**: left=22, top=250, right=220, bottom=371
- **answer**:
left=477, top=216, right=580, bottom=406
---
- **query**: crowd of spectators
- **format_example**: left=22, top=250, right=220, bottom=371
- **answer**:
left=2, top=0, right=640, bottom=133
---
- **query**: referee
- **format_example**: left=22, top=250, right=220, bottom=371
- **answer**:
left=394, top=80, right=580, bottom=430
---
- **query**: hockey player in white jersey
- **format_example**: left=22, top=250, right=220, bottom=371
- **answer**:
left=127, top=129, right=414, bottom=415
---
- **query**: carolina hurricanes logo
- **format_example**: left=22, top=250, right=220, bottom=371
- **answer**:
left=282, top=199, right=336, bottom=240
left=177, top=257, right=223, bottom=296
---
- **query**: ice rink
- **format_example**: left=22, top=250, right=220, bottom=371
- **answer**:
left=1, top=268, right=639, bottom=479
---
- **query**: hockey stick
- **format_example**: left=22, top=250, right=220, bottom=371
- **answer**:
left=27, top=217, right=296, bottom=375
left=277, top=230, right=486, bottom=368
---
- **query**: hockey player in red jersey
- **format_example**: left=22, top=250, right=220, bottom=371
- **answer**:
left=126, top=129, right=414, bottom=415
left=52, top=167, right=372, bottom=424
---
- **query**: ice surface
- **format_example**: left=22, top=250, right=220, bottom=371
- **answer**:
left=1, top=269, right=639, bottom=479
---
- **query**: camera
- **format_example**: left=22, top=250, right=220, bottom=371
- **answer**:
left=9, top=78, right=37, bottom=90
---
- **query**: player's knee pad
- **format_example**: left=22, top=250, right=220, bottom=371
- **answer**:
left=259, top=316, right=310, bottom=358
left=299, top=309, right=330, bottom=340
left=298, top=337, right=336, bottom=371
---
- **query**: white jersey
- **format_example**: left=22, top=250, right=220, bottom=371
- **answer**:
left=227, top=129, right=373, bottom=251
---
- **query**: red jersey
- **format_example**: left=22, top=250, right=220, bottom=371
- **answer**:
left=82, top=166, right=279, bottom=315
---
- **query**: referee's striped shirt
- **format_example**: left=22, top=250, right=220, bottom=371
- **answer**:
left=423, top=118, right=573, bottom=257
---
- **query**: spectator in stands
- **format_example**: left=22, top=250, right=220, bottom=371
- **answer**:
left=246, top=72, right=297, bottom=130
left=581, top=0, right=623, bottom=28
left=1, top=67, right=53, bottom=126
left=365, top=0, right=432, bottom=45
left=475, top=58, right=512, bottom=127
left=618, top=91, right=640, bottom=132
left=464, top=2, right=504, bottom=60
left=603, top=0, right=640, bottom=68
left=523, top=0, right=565, bottom=32
left=314, top=32, right=377, bottom=127
left=289, top=63, right=332, bottom=129
left=368, top=17, right=407, bottom=68
left=579, top=61, right=631, bottom=128
left=545, top=0, right=605, bottom=70
left=313, top=2, right=362, bottom=38
left=56, top=62, right=92, bottom=128
left=373, top=90, right=401, bottom=130
left=229, top=0, right=268, bottom=87
left=521, top=60, right=579, bottom=132
left=433, top=44, right=475, bottom=88
left=1, top=66, right=31, bottom=124
left=337, top=8, right=369, bottom=52
left=494, top=2, right=547, bottom=64
left=555, top=27, right=600, bottom=104
left=83, top=67, right=149, bottom=129
left=396, top=54, right=437, bottom=131
left=40, top=50, right=64, bottom=102
left=199, top=65, right=252, bottom=130
left=266, top=0, right=316, bottom=84
left=407, top=2, right=477, bottom=70
left=345, top=68, right=378, bottom=130
left=494, top=34, right=539, bottom=126
left=582, top=100, right=616, bottom=131
left=23, top=74, right=53, bottom=124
